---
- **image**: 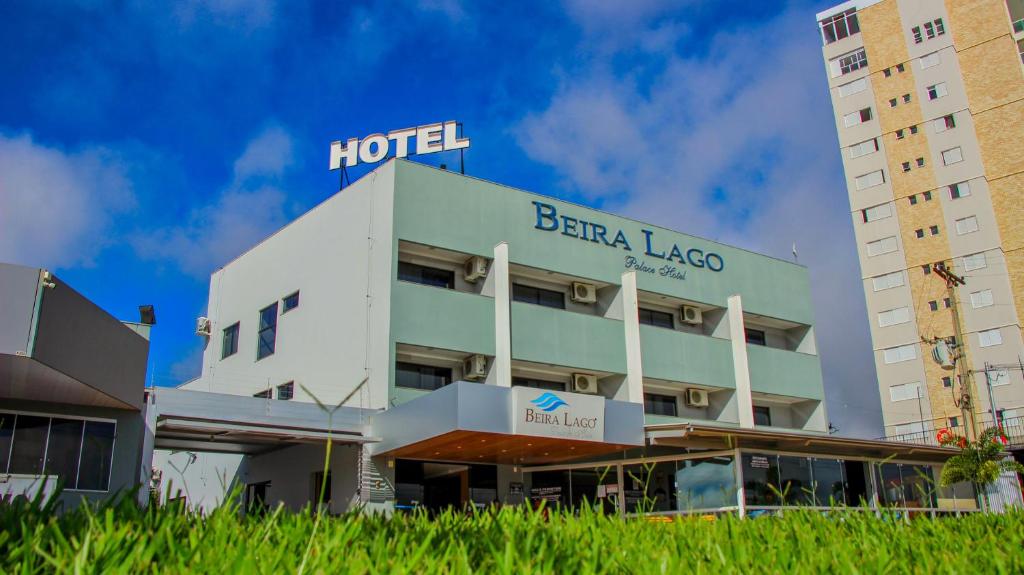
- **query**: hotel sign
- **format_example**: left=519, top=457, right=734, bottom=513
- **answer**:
left=329, top=121, right=469, bottom=169
left=512, top=387, right=605, bottom=442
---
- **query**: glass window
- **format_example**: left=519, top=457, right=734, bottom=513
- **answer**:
left=942, top=146, right=963, bottom=165
left=277, top=381, right=294, bottom=400
left=912, top=26, right=922, bottom=43
left=849, top=138, right=878, bottom=159
left=0, top=413, right=13, bottom=473
left=777, top=456, right=814, bottom=505
left=872, top=271, right=905, bottom=291
left=9, top=415, right=49, bottom=475
left=889, top=382, right=922, bottom=402
left=644, top=393, right=678, bottom=417
left=77, top=421, right=115, bottom=491
left=742, top=453, right=781, bottom=506
left=970, top=289, right=994, bottom=309
left=979, top=328, right=1003, bottom=347
left=862, top=203, right=892, bottom=222
left=949, top=181, right=971, bottom=199
left=876, top=463, right=904, bottom=506
left=933, top=18, right=945, bottom=36
left=253, top=389, right=271, bottom=398
left=901, top=464, right=937, bottom=508
left=745, top=328, right=767, bottom=346
left=512, top=284, right=565, bottom=309
left=396, top=362, right=452, bottom=391
left=878, top=305, right=911, bottom=327
left=883, top=344, right=917, bottom=364
left=676, top=456, right=736, bottom=511
left=638, top=308, right=674, bottom=329
left=955, top=215, right=979, bottom=235
left=623, top=462, right=678, bottom=513
left=753, top=406, right=772, bottom=426
left=854, top=169, right=884, bottom=190
left=45, top=418, right=84, bottom=488
left=222, top=322, right=239, bottom=359
left=512, top=377, right=564, bottom=391
left=397, top=261, right=455, bottom=289
left=866, top=236, right=898, bottom=257
left=837, top=49, right=868, bottom=75
left=963, top=253, right=986, bottom=273
left=282, top=291, right=300, bottom=312
left=820, top=9, right=859, bottom=44
left=811, top=458, right=846, bottom=506
left=927, top=83, right=949, bottom=100
left=924, top=21, right=935, bottom=39
left=257, top=303, right=278, bottom=360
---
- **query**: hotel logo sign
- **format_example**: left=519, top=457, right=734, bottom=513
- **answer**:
left=329, top=121, right=469, bottom=169
left=513, top=387, right=604, bottom=442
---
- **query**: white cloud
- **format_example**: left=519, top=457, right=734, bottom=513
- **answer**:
left=517, top=7, right=883, bottom=437
left=0, top=132, right=135, bottom=268
left=233, top=124, right=294, bottom=180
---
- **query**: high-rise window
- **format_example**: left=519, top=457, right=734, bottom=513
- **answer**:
left=889, top=382, right=922, bottom=402
left=883, top=344, right=917, bottom=364
left=919, top=52, right=940, bottom=69
left=398, top=262, right=455, bottom=289
left=962, top=252, right=986, bottom=272
left=924, top=21, right=936, bottom=39
left=644, top=393, right=678, bottom=417
left=745, top=328, right=767, bottom=346
left=277, top=381, right=294, bottom=400
left=970, top=289, right=994, bottom=308
left=871, top=271, right=905, bottom=291
left=878, top=306, right=910, bottom=327
left=820, top=9, right=860, bottom=44
left=912, top=26, right=923, bottom=43
left=949, top=181, right=971, bottom=199
left=830, top=49, right=868, bottom=77
left=848, top=138, right=878, bottom=159
left=222, top=322, right=239, bottom=359
left=638, top=308, right=674, bottom=329
left=862, top=203, right=892, bottom=223
left=396, top=362, right=452, bottom=391
left=282, top=291, right=300, bottom=313
left=926, top=83, right=948, bottom=100
left=942, top=147, right=963, bottom=165
left=512, top=283, right=565, bottom=309
left=257, top=303, right=278, bottom=360
left=979, top=329, right=1003, bottom=348
left=933, top=114, right=955, bottom=133
left=753, top=406, right=772, bottom=426
left=866, top=236, right=898, bottom=257
left=955, top=215, right=978, bottom=235
left=843, top=107, right=873, bottom=127
left=855, top=169, right=884, bottom=190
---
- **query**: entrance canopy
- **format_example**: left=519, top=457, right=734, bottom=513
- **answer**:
left=369, top=382, right=644, bottom=465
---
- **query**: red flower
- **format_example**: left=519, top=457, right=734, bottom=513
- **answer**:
left=956, top=436, right=968, bottom=449
left=936, top=428, right=954, bottom=444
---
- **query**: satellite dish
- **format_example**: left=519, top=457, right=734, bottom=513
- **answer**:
left=932, top=341, right=955, bottom=370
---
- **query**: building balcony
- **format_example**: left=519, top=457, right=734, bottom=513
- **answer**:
left=638, top=326, right=735, bottom=389
left=391, top=281, right=495, bottom=356
left=746, top=345, right=824, bottom=401
left=510, top=302, right=626, bottom=374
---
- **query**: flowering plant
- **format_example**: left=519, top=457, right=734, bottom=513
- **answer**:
left=938, top=426, right=1024, bottom=510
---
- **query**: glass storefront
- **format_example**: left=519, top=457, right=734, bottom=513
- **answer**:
left=675, top=456, right=737, bottom=511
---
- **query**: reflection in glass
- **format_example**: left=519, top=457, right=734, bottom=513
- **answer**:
left=810, top=458, right=846, bottom=506
left=676, top=457, right=736, bottom=510
left=778, top=456, right=814, bottom=505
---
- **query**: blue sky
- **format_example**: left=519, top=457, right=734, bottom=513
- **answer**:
left=0, top=0, right=883, bottom=436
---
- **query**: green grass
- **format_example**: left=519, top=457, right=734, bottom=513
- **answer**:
left=2, top=495, right=1023, bottom=574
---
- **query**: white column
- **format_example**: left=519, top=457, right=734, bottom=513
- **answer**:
left=727, top=294, right=755, bottom=429
left=493, top=242, right=512, bottom=387
left=621, top=271, right=644, bottom=404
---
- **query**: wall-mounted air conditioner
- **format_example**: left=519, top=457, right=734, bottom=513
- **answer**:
left=570, top=282, right=597, bottom=304
left=571, top=373, right=599, bottom=394
left=462, top=354, right=488, bottom=380
left=685, top=388, right=709, bottom=407
left=463, top=256, right=488, bottom=283
left=680, top=305, right=703, bottom=325
left=196, top=317, right=212, bottom=336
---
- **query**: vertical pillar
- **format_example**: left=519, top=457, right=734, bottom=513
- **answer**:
left=621, top=271, right=644, bottom=404
left=734, top=448, right=746, bottom=519
left=493, top=242, right=512, bottom=387
left=727, top=295, right=755, bottom=429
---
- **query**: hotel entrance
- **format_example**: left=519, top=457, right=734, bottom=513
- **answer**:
left=395, top=459, right=499, bottom=512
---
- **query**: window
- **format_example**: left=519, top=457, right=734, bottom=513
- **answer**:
left=878, top=306, right=911, bottom=327
left=979, top=328, right=1003, bottom=347
left=849, top=138, right=879, bottom=158
left=277, top=381, right=294, bottom=400
left=903, top=94, right=912, bottom=103
left=889, top=382, right=922, bottom=402
left=934, top=18, right=945, bottom=36
left=896, top=63, right=905, bottom=72
left=0, top=412, right=117, bottom=491
left=923, top=263, right=931, bottom=274
left=949, top=181, right=971, bottom=199
left=644, top=393, right=678, bottom=417
left=883, top=68, right=892, bottom=77
left=944, top=297, right=951, bottom=308
left=512, top=283, right=565, bottom=309
left=909, top=195, right=918, bottom=205
left=930, top=225, right=939, bottom=236
left=896, top=129, right=905, bottom=140
left=928, top=300, right=939, bottom=311
left=398, top=261, right=455, bottom=289
left=638, top=308, right=674, bottom=329
left=889, top=98, right=898, bottom=108
left=955, top=215, right=978, bottom=235
left=282, top=291, right=300, bottom=313
left=831, top=48, right=868, bottom=77
left=222, top=322, right=239, bottom=359
left=855, top=170, right=885, bottom=190
left=512, top=377, right=564, bottom=391
left=912, top=26, right=923, bottom=43
left=942, top=147, right=963, bottom=165
left=257, top=303, right=278, bottom=360
left=872, top=271, right=905, bottom=291
left=396, top=362, right=452, bottom=391
left=862, top=203, right=892, bottom=222
left=820, top=9, right=860, bottom=44
left=924, top=21, right=935, bottom=39
left=838, top=77, right=867, bottom=97
left=963, top=252, right=986, bottom=272
left=927, top=83, right=948, bottom=100
left=909, top=125, right=918, bottom=134
left=917, top=158, right=925, bottom=168
left=902, top=162, right=912, bottom=173
left=948, top=416, right=959, bottom=428
left=933, top=114, right=955, bottom=133
left=915, top=228, right=925, bottom=238
left=942, top=376, right=952, bottom=388
left=753, top=406, right=772, bottom=427
left=867, top=236, right=898, bottom=257
left=253, top=389, right=271, bottom=398
left=843, top=107, right=873, bottom=127
left=920, top=52, right=941, bottom=69
left=745, top=328, right=767, bottom=346
left=970, top=289, right=994, bottom=308
left=989, top=368, right=1010, bottom=387
left=883, top=344, right=917, bottom=364
left=923, top=191, right=932, bottom=201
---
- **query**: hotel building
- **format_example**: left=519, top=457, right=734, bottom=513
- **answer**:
left=818, top=0, right=1024, bottom=441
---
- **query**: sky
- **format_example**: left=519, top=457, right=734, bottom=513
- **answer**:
left=0, top=0, right=885, bottom=437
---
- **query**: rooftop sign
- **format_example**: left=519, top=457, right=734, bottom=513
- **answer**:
left=329, top=121, right=469, bottom=169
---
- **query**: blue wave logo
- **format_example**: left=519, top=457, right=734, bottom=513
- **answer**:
left=530, top=392, right=569, bottom=412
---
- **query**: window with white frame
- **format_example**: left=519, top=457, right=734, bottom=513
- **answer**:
left=0, top=411, right=116, bottom=491
left=838, top=77, right=867, bottom=97
left=962, top=252, right=987, bottom=272
left=979, top=328, right=1003, bottom=347
left=970, top=289, right=994, bottom=308
left=942, top=147, right=964, bottom=165
left=855, top=169, right=885, bottom=190
left=843, top=107, right=873, bottom=127
left=867, top=236, right=898, bottom=257
left=955, top=215, right=978, bottom=235
left=949, top=181, right=971, bottom=199
left=933, top=114, right=955, bottom=133
left=883, top=343, right=917, bottom=364
left=926, top=83, right=948, bottom=100
left=849, top=138, right=879, bottom=158
left=878, top=306, right=911, bottom=327
left=830, top=49, right=868, bottom=77
left=872, top=270, right=905, bottom=291
left=889, top=382, right=922, bottom=402
left=862, top=203, right=892, bottom=222
left=989, top=368, right=1010, bottom=387
left=820, top=9, right=860, bottom=44
left=919, top=52, right=941, bottom=69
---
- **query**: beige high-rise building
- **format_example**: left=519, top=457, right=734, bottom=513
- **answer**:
left=818, top=0, right=1024, bottom=441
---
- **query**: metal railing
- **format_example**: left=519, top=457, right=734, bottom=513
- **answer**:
left=882, top=417, right=1024, bottom=448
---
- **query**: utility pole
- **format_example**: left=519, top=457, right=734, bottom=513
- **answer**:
left=933, top=261, right=981, bottom=440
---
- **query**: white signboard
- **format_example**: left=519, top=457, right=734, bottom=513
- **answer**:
left=512, top=387, right=605, bottom=442
left=329, top=121, right=469, bottom=169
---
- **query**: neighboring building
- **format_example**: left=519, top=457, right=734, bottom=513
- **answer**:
left=818, top=0, right=1024, bottom=442
left=0, top=263, right=151, bottom=509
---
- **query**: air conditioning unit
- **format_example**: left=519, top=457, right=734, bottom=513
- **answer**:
left=680, top=305, right=703, bottom=325
left=463, top=256, right=488, bottom=283
left=195, top=316, right=212, bottom=336
left=685, top=388, right=709, bottom=407
left=571, top=373, right=599, bottom=394
left=462, top=354, right=488, bottom=380
left=570, top=282, right=597, bottom=304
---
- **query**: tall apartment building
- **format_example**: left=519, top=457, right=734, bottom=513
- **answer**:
left=818, top=0, right=1024, bottom=440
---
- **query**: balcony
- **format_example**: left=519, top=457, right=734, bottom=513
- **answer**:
left=639, top=326, right=734, bottom=389
left=510, top=302, right=626, bottom=374
left=391, top=281, right=495, bottom=355
left=746, top=345, right=824, bottom=401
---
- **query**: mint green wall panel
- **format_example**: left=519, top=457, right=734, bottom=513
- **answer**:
left=393, top=161, right=815, bottom=325
left=639, top=326, right=735, bottom=389
left=746, top=345, right=824, bottom=400
left=390, top=281, right=495, bottom=355
left=510, top=302, right=626, bottom=374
